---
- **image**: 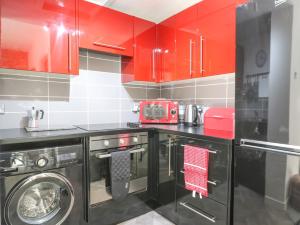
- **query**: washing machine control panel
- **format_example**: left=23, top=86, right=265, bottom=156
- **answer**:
left=0, top=144, right=83, bottom=174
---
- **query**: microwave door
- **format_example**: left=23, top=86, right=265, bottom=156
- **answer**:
left=234, top=140, right=300, bottom=225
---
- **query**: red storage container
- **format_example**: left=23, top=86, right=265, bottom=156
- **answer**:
left=204, top=108, right=235, bottom=139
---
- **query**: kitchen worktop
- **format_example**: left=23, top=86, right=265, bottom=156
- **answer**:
left=0, top=123, right=234, bottom=146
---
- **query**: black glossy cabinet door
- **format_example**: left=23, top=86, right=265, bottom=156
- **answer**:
left=176, top=186, right=227, bottom=225
left=175, top=137, right=231, bottom=205
left=155, top=133, right=177, bottom=222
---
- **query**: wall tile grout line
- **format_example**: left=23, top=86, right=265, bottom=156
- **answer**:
left=0, top=49, right=234, bottom=129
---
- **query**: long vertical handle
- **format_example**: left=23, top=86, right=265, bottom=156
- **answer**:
left=152, top=49, right=156, bottom=81
left=168, top=138, right=172, bottom=176
left=68, top=33, right=72, bottom=72
left=189, top=39, right=193, bottom=77
left=200, top=35, right=204, bottom=75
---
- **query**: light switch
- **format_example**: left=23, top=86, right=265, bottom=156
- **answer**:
left=0, top=104, right=5, bottom=114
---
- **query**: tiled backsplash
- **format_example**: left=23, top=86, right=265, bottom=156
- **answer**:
left=0, top=49, right=160, bottom=129
left=160, top=74, right=235, bottom=108
left=0, top=49, right=235, bottom=130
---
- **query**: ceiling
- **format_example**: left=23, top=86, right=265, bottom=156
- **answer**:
left=85, top=0, right=203, bottom=23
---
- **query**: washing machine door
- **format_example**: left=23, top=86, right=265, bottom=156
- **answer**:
left=4, top=172, right=75, bottom=225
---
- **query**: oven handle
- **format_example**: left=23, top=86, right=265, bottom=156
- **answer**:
left=95, top=148, right=146, bottom=159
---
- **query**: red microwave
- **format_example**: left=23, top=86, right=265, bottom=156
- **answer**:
left=139, top=100, right=179, bottom=124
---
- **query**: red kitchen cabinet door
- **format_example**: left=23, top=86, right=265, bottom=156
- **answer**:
left=197, top=0, right=236, bottom=18
left=121, top=18, right=156, bottom=83
left=0, top=0, right=78, bottom=75
left=157, top=16, right=177, bottom=82
left=175, top=5, right=199, bottom=80
left=79, top=0, right=133, bottom=57
left=134, top=18, right=157, bottom=82
left=198, top=5, right=236, bottom=77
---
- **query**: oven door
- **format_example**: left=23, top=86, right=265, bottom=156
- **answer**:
left=89, top=145, right=148, bottom=207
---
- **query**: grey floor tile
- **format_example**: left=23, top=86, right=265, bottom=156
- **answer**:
left=118, top=211, right=175, bottom=225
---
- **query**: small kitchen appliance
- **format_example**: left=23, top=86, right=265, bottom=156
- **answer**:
left=139, top=100, right=178, bottom=124
left=184, top=104, right=201, bottom=126
left=178, top=103, right=186, bottom=124
left=27, top=107, right=44, bottom=128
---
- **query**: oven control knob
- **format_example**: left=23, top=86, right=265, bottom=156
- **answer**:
left=133, top=137, right=138, bottom=143
left=120, top=139, right=125, bottom=145
left=170, top=109, right=177, bottom=115
left=36, top=157, right=48, bottom=168
left=104, top=140, right=110, bottom=147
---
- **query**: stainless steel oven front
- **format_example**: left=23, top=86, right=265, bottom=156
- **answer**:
left=88, top=132, right=149, bottom=207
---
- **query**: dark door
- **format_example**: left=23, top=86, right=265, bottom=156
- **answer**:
left=4, top=172, right=74, bottom=225
left=234, top=144, right=300, bottom=225
left=235, top=0, right=300, bottom=145
left=155, top=134, right=176, bottom=222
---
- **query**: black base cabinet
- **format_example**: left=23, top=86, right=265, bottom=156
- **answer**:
left=155, top=133, right=232, bottom=225
left=155, top=133, right=177, bottom=223
left=176, top=186, right=227, bottom=225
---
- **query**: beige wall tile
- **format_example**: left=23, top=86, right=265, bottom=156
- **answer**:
left=0, top=77, right=48, bottom=97
left=196, top=84, right=227, bottom=99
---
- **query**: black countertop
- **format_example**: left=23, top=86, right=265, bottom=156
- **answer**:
left=0, top=123, right=234, bottom=146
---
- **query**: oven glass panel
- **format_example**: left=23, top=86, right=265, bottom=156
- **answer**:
left=90, top=146, right=148, bottom=206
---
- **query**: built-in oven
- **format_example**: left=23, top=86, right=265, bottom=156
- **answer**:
left=88, top=132, right=149, bottom=207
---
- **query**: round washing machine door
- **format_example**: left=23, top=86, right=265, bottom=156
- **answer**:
left=4, top=172, right=75, bottom=225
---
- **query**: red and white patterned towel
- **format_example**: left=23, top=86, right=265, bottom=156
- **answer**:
left=184, top=145, right=209, bottom=197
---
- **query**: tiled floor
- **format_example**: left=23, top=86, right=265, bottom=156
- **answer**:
left=118, top=211, right=174, bottom=225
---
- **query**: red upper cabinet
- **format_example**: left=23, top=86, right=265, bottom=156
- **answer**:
left=175, top=5, right=199, bottom=80
left=0, top=0, right=78, bottom=75
left=157, top=16, right=177, bottom=82
left=122, top=17, right=156, bottom=83
left=134, top=17, right=157, bottom=82
left=197, top=0, right=236, bottom=17
left=197, top=4, right=236, bottom=77
left=79, top=0, right=133, bottom=57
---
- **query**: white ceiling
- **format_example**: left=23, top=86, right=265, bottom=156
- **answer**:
left=85, top=0, right=203, bottom=23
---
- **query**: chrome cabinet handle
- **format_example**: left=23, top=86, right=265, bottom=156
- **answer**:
left=189, top=39, right=194, bottom=77
left=68, top=33, right=72, bottom=72
left=152, top=49, right=156, bottom=81
left=168, top=138, right=172, bottom=176
left=200, top=35, right=205, bottom=75
left=179, top=202, right=216, bottom=223
left=95, top=148, right=145, bottom=159
left=240, top=143, right=300, bottom=156
left=180, top=170, right=217, bottom=186
left=93, top=41, right=126, bottom=51
left=240, top=139, right=300, bottom=150
left=181, top=145, right=217, bottom=154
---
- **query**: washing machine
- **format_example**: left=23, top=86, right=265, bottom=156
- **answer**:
left=0, top=141, right=84, bottom=225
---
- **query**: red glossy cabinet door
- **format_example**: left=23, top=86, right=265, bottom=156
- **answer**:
left=157, top=16, right=177, bottom=82
left=175, top=5, right=199, bottom=80
left=122, top=17, right=156, bottom=83
left=197, top=0, right=236, bottom=18
left=199, top=5, right=236, bottom=77
left=0, top=0, right=78, bottom=75
left=134, top=18, right=157, bottom=82
left=79, top=0, right=133, bottom=57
